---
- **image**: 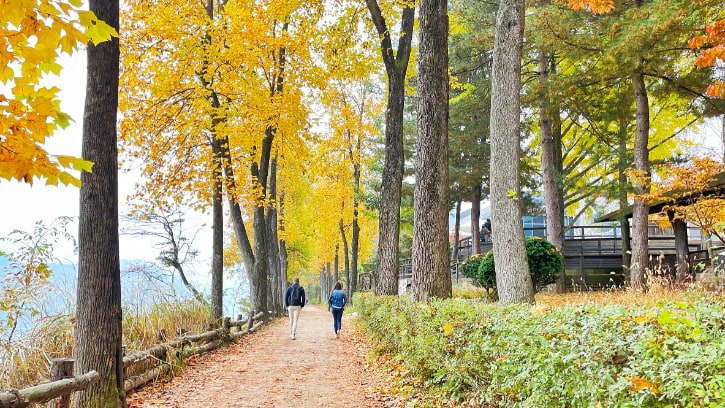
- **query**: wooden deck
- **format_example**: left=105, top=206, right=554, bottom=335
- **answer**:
left=445, top=225, right=711, bottom=290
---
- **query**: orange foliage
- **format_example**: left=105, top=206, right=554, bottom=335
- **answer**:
left=689, top=19, right=725, bottom=98
left=565, top=0, right=616, bottom=14
left=646, top=157, right=725, bottom=241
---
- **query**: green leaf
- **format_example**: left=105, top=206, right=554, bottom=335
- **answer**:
left=657, top=310, right=673, bottom=325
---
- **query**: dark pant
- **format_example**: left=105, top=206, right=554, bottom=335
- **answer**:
left=331, top=308, right=344, bottom=332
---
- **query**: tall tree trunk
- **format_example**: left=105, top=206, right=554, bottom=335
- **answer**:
left=73, top=0, right=125, bottom=405
left=617, top=112, right=632, bottom=270
left=334, top=244, right=340, bottom=284
left=413, top=0, right=451, bottom=302
left=538, top=50, right=566, bottom=293
left=489, top=0, right=534, bottom=305
left=220, top=139, right=256, bottom=304
left=267, top=156, right=282, bottom=315
left=668, top=210, right=690, bottom=282
left=630, top=69, right=650, bottom=291
left=471, top=184, right=482, bottom=255
left=279, top=193, right=289, bottom=285
left=210, top=136, right=224, bottom=324
left=340, top=219, right=351, bottom=290
left=365, top=0, right=415, bottom=296
left=374, top=72, right=406, bottom=295
left=350, top=153, right=362, bottom=300
left=451, top=200, right=462, bottom=261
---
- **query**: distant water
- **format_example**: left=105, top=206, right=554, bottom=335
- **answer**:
left=0, top=256, right=251, bottom=335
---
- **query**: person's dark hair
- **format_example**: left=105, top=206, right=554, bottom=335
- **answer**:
left=334, top=282, right=342, bottom=290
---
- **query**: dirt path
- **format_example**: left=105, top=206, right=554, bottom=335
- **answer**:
left=129, top=306, right=388, bottom=408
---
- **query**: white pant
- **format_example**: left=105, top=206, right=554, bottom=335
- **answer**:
left=288, top=306, right=301, bottom=336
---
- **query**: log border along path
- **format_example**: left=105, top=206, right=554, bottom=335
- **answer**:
left=129, top=305, right=389, bottom=408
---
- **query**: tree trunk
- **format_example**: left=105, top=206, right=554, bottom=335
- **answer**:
left=538, top=50, right=565, bottom=293
left=668, top=210, right=690, bottom=282
left=73, top=0, right=126, bottom=405
left=489, top=0, right=534, bottom=305
left=365, top=0, right=415, bottom=296
left=471, top=184, right=482, bottom=255
left=451, top=200, right=462, bottom=261
left=374, top=71, right=406, bottom=295
left=413, top=0, right=451, bottom=302
left=279, top=193, right=289, bottom=286
left=334, top=245, right=340, bottom=284
left=617, top=114, right=632, bottom=270
left=210, top=136, right=224, bottom=325
left=350, top=158, right=361, bottom=301
left=630, top=69, right=650, bottom=291
left=340, top=220, right=351, bottom=289
left=251, top=165, right=269, bottom=315
left=267, top=156, right=282, bottom=315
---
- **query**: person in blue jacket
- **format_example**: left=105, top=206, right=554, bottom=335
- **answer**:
left=327, top=282, right=347, bottom=338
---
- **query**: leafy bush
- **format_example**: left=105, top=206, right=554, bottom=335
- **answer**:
left=458, top=254, right=485, bottom=281
left=474, top=237, right=562, bottom=291
left=355, top=293, right=725, bottom=407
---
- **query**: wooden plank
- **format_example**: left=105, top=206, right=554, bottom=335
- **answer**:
left=123, top=344, right=167, bottom=369
left=124, top=364, right=171, bottom=392
left=0, top=371, right=99, bottom=408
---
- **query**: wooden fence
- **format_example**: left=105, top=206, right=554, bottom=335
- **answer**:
left=0, top=311, right=267, bottom=408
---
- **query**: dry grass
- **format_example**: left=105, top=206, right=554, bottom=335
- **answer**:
left=0, top=300, right=210, bottom=390
left=537, top=278, right=724, bottom=307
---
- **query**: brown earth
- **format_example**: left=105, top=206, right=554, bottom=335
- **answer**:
left=128, top=305, right=398, bottom=408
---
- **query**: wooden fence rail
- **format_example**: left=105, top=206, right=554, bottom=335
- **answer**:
left=0, top=311, right=268, bottom=408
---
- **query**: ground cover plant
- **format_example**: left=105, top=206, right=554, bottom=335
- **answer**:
left=355, top=292, right=725, bottom=407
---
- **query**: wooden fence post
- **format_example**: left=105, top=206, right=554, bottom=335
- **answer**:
left=46, top=358, right=74, bottom=408
left=223, top=317, right=231, bottom=341
left=247, top=310, right=255, bottom=331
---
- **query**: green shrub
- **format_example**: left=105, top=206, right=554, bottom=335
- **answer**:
left=458, top=254, right=485, bottom=280
left=475, top=237, right=562, bottom=291
left=354, top=293, right=725, bottom=407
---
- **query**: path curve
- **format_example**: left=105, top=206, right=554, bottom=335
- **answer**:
left=129, top=306, right=385, bottom=408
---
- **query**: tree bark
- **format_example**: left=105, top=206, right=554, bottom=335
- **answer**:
left=210, top=137, right=224, bottom=325
left=413, top=0, right=451, bottom=302
left=630, top=69, right=650, bottom=291
left=267, top=156, right=282, bottom=315
left=334, top=244, right=340, bottom=284
left=538, top=50, right=565, bottom=293
left=617, top=113, right=632, bottom=270
left=489, top=0, right=534, bottom=305
left=668, top=210, right=690, bottom=282
left=340, top=220, right=351, bottom=289
left=279, top=193, right=289, bottom=286
left=451, top=200, right=461, bottom=261
left=365, top=0, right=415, bottom=295
left=471, top=184, right=482, bottom=255
left=350, top=147, right=362, bottom=300
left=73, top=0, right=126, bottom=404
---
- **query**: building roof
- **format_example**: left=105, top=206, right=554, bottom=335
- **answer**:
left=595, top=171, right=725, bottom=223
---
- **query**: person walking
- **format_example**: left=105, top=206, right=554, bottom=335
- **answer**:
left=284, top=277, right=306, bottom=340
left=327, top=282, right=347, bottom=338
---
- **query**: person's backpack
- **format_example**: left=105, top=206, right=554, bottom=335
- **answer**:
left=290, top=285, right=301, bottom=305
